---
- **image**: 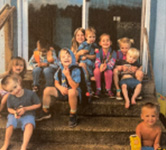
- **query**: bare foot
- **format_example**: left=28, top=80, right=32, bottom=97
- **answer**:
left=125, top=101, right=130, bottom=109
left=90, top=76, right=95, bottom=81
left=131, top=98, right=136, bottom=105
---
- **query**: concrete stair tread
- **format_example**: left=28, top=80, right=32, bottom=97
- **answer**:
left=0, top=141, right=131, bottom=150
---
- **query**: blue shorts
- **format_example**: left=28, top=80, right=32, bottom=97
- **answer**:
left=7, top=114, right=35, bottom=131
left=120, top=78, right=141, bottom=89
left=142, top=147, right=154, bottom=150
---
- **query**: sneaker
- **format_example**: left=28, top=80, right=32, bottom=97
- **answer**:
left=137, top=94, right=143, bottom=100
left=36, top=111, right=51, bottom=121
left=94, top=89, right=101, bottom=98
left=69, top=114, right=78, bottom=128
left=106, top=90, right=115, bottom=98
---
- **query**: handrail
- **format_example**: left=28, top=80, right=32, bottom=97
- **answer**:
left=0, top=4, right=15, bottom=30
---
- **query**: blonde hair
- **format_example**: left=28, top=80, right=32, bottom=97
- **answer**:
left=71, top=27, right=85, bottom=55
left=127, top=48, right=140, bottom=59
left=85, top=27, right=96, bottom=37
left=0, top=57, right=27, bottom=79
left=141, top=102, right=159, bottom=115
left=117, top=37, right=134, bottom=47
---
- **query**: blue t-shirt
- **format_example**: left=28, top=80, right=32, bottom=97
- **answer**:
left=7, top=89, right=41, bottom=117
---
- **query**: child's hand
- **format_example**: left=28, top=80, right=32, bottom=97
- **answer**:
left=154, top=144, right=160, bottom=150
left=59, top=86, right=68, bottom=95
left=130, top=66, right=138, bottom=73
left=16, top=107, right=25, bottom=117
left=63, top=68, right=70, bottom=77
left=38, top=62, right=48, bottom=67
left=116, top=66, right=123, bottom=71
left=81, top=56, right=87, bottom=60
left=100, top=63, right=107, bottom=72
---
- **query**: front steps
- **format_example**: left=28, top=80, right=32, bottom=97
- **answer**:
left=0, top=71, right=165, bottom=150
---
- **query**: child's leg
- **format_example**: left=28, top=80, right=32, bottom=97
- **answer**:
left=113, top=68, right=121, bottom=97
left=21, top=123, right=33, bottom=150
left=0, top=126, right=14, bottom=150
left=42, top=87, right=58, bottom=113
left=79, top=62, right=88, bottom=78
left=135, top=70, right=144, bottom=82
left=43, top=67, right=56, bottom=87
left=68, top=89, right=78, bottom=114
left=93, top=67, right=101, bottom=90
left=104, top=70, right=113, bottom=90
left=32, top=67, right=42, bottom=86
left=131, top=83, right=142, bottom=104
left=121, top=84, right=130, bottom=109
left=0, top=94, right=9, bottom=113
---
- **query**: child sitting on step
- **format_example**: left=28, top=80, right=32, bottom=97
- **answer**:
left=36, top=48, right=82, bottom=128
left=0, top=74, right=41, bottom=150
left=0, top=57, right=27, bottom=117
left=114, top=37, right=144, bottom=100
left=115, top=48, right=142, bottom=108
left=136, top=102, right=162, bottom=150
left=28, top=38, right=58, bottom=92
left=93, top=33, right=117, bottom=98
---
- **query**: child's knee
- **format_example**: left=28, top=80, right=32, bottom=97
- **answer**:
left=68, top=89, right=78, bottom=97
left=121, top=84, right=127, bottom=89
left=135, top=70, right=144, bottom=81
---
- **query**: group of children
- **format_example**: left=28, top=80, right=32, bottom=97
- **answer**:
left=0, top=26, right=162, bottom=150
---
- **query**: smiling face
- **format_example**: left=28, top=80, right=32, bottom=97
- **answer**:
left=141, top=107, right=158, bottom=127
left=4, top=79, right=23, bottom=97
left=76, top=30, right=85, bottom=45
left=12, top=61, right=24, bottom=75
left=60, top=50, right=72, bottom=68
left=99, top=35, right=112, bottom=49
left=86, top=32, right=96, bottom=44
left=119, top=43, right=130, bottom=56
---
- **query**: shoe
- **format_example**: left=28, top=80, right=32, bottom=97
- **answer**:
left=94, top=89, right=101, bottom=98
left=36, top=110, right=51, bottom=121
left=106, top=90, right=115, bottom=98
left=116, top=96, right=123, bottom=100
left=69, top=114, right=78, bottom=128
left=137, top=94, right=143, bottom=100
left=116, top=89, right=123, bottom=100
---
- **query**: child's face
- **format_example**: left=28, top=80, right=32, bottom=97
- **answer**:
left=76, top=30, right=85, bottom=45
left=126, top=53, right=138, bottom=64
left=4, top=79, right=23, bottom=97
left=99, top=35, right=112, bottom=49
left=86, top=32, right=96, bottom=44
left=60, top=50, right=72, bottom=67
left=141, top=108, right=158, bottom=127
left=120, top=43, right=130, bottom=56
left=12, top=61, right=24, bottom=75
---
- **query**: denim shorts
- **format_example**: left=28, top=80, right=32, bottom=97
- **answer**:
left=7, top=114, right=35, bottom=131
left=120, top=78, right=141, bottom=89
left=142, top=147, right=154, bottom=150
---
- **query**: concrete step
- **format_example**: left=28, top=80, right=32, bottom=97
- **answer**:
left=0, top=115, right=165, bottom=146
left=0, top=141, right=131, bottom=150
left=50, top=95, right=158, bottom=117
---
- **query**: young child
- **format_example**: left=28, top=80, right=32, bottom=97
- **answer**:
left=114, top=37, right=144, bottom=100
left=136, top=102, right=162, bottom=150
left=36, top=48, right=81, bottom=128
left=0, top=57, right=27, bottom=116
left=28, top=38, right=58, bottom=92
left=93, top=33, right=117, bottom=98
left=0, top=74, right=41, bottom=150
left=116, top=48, right=142, bottom=108
left=71, top=27, right=85, bottom=56
left=76, top=27, right=97, bottom=80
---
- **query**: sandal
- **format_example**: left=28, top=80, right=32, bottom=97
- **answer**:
left=32, top=86, right=39, bottom=92
left=116, top=89, right=123, bottom=100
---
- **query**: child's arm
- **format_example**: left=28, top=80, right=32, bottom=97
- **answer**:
left=136, top=124, right=142, bottom=143
left=16, top=103, right=41, bottom=117
left=154, top=127, right=162, bottom=150
left=84, top=54, right=96, bottom=60
left=76, top=49, right=89, bottom=62
left=0, top=93, right=9, bottom=112
left=63, top=68, right=79, bottom=89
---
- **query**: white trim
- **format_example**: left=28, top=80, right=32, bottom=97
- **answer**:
left=17, top=0, right=29, bottom=62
